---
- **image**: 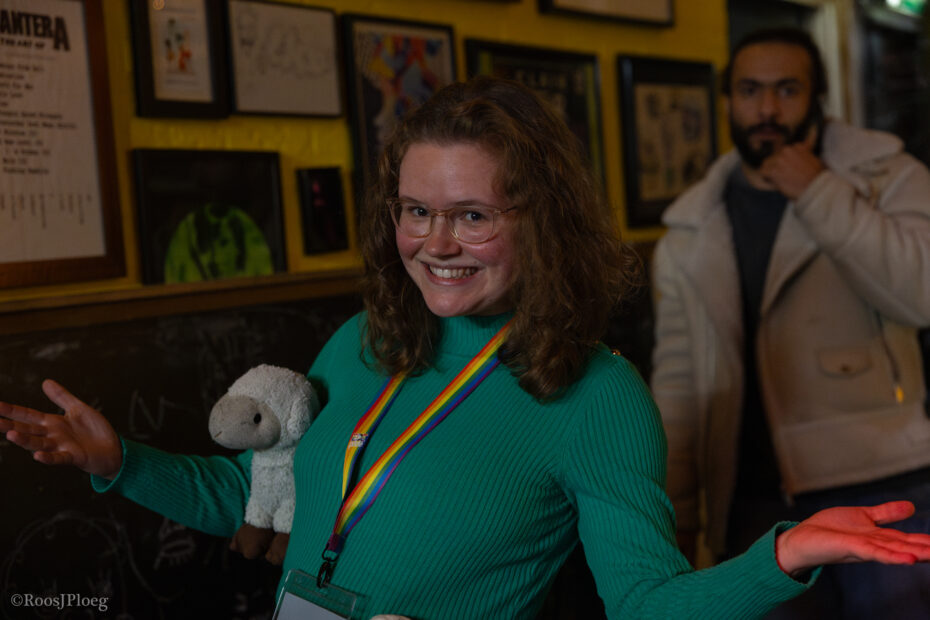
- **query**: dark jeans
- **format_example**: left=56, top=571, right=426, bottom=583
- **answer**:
left=726, top=467, right=930, bottom=619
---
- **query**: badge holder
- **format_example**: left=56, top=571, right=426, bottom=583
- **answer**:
left=273, top=569, right=368, bottom=620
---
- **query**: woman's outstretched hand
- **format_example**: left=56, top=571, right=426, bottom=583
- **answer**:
left=775, top=501, right=930, bottom=578
left=0, top=379, right=122, bottom=479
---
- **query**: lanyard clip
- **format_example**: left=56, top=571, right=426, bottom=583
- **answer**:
left=317, top=559, right=335, bottom=588
left=317, top=547, right=340, bottom=588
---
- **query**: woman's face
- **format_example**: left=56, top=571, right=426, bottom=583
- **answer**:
left=396, top=141, right=517, bottom=317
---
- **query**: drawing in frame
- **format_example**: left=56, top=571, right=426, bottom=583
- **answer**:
left=465, top=39, right=605, bottom=186
left=0, top=0, right=125, bottom=288
left=617, top=55, right=717, bottom=228
left=342, top=14, right=456, bottom=203
left=296, top=167, right=349, bottom=255
left=128, top=0, right=230, bottom=118
left=227, top=0, right=341, bottom=116
left=133, top=149, right=286, bottom=285
left=538, top=0, right=673, bottom=26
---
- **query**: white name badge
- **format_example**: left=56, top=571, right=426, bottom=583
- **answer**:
left=273, top=569, right=368, bottom=620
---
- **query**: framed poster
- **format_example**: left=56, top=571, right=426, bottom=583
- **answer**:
left=296, top=167, right=349, bottom=255
left=227, top=0, right=341, bottom=116
left=617, top=55, right=717, bottom=228
left=132, top=149, right=286, bottom=285
left=0, top=0, right=125, bottom=288
left=538, top=0, right=673, bottom=25
left=129, top=0, right=230, bottom=117
left=465, top=39, right=605, bottom=185
left=342, top=14, right=456, bottom=200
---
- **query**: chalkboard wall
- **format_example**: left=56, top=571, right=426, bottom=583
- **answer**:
left=0, top=294, right=362, bottom=620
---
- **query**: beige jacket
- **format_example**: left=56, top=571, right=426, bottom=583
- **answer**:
left=651, top=120, right=930, bottom=555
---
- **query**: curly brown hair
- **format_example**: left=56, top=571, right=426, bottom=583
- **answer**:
left=360, top=76, right=640, bottom=400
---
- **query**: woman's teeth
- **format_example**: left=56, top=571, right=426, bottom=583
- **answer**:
left=429, top=265, right=477, bottom=279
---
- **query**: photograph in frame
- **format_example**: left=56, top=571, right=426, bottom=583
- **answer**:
left=296, top=167, right=349, bottom=255
left=538, top=0, right=673, bottom=25
left=342, top=14, right=456, bottom=200
left=617, top=55, right=717, bottom=228
left=128, top=0, right=230, bottom=117
left=465, top=39, right=605, bottom=186
left=227, top=0, right=341, bottom=116
left=133, top=149, right=286, bottom=284
left=0, top=0, right=124, bottom=288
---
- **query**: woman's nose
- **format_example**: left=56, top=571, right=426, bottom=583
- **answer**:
left=422, top=215, right=460, bottom=256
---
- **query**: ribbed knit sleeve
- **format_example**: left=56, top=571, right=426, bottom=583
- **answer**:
left=91, top=439, right=252, bottom=537
left=564, top=351, right=810, bottom=618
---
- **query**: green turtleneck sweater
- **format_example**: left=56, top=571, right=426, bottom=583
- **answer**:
left=94, top=313, right=809, bottom=618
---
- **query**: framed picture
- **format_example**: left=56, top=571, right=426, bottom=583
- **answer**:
left=132, top=149, right=286, bottom=284
left=343, top=14, right=456, bottom=201
left=617, top=56, right=717, bottom=228
left=129, top=0, right=230, bottom=117
left=227, top=0, right=341, bottom=116
left=465, top=39, right=605, bottom=185
left=538, top=0, right=673, bottom=26
left=297, top=168, right=349, bottom=255
left=0, top=0, right=124, bottom=288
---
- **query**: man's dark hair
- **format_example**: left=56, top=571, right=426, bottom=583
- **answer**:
left=721, top=27, right=828, bottom=98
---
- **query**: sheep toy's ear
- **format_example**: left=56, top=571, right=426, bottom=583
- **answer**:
left=286, top=382, right=319, bottom=440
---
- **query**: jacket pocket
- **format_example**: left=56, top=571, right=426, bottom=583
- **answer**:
left=816, top=347, right=872, bottom=377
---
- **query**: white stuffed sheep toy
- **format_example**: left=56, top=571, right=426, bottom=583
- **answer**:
left=208, top=364, right=319, bottom=565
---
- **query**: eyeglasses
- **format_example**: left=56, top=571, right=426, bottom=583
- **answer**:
left=388, top=198, right=516, bottom=244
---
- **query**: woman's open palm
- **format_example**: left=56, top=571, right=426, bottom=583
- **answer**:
left=0, top=379, right=122, bottom=479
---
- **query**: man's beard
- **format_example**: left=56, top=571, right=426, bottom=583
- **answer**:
left=730, top=102, right=822, bottom=169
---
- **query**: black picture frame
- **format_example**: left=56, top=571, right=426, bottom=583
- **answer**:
left=617, top=55, right=717, bottom=228
left=132, top=149, right=286, bottom=284
left=538, top=0, right=674, bottom=26
left=296, top=167, right=349, bottom=255
left=128, top=0, right=230, bottom=118
left=0, top=0, right=125, bottom=288
left=227, top=0, right=342, bottom=116
left=465, top=39, right=606, bottom=186
left=342, top=14, right=457, bottom=207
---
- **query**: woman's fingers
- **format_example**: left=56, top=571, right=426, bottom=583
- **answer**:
left=0, top=401, right=49, bottom=426
left=6, top=429, right=57, bottom=452
left=41, top=379, right=85, bottom=411
left=32, top=450, right=75, bottom=467
left=864, top=501, right=916, bottom=525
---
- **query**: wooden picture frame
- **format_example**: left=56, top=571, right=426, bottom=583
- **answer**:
left=342, top=14, right=456, bottom=204
left=465, top=39, right=606, bottom=186
left=133, top=149, right=286, bottom=285
left=296, top=167, right=349, bottom=255
left=129, top=0, right=230, bottom=118
left=0, top=0, right=125, bottom=288
left=617, top=55, right=717, bottom=228
left=227, top=0, right=342, bottom=116
left=538, top=0, right=673, bottom=26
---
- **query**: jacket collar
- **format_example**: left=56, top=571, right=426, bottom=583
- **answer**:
left=660, top=120, right=903, bottom=319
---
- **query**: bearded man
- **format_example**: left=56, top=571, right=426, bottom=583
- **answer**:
left=651, top=27, right=930, bottom=619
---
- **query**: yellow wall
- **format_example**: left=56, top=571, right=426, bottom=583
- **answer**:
left=2, top=0, right=729, bottom=303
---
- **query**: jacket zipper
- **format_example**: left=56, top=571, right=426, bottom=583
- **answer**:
left=876, top=312, right=905, bottom=404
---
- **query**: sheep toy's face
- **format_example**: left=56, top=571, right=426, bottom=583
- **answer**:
left=209, top=393, right=281, bottom=450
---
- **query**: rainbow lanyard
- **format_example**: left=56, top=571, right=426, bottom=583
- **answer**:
left=317, top=319, right=513, bottom=587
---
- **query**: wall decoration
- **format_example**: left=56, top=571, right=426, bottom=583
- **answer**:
left=129, top=0, right=229, bottom=117
left=0, top=0, right=124, bottom=288
left=617, top=55, right=717, bottom=228
left=465, top=39, right=605, bottom=185
left=539, top=0, right=673, bottom=25
left=296, top=167, right=349, bottom=254
left=227, top=0, right=341, bottom=116
left=343, top=14, right=456, bottom=201
left=133, top=149, right=286, bottom=284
